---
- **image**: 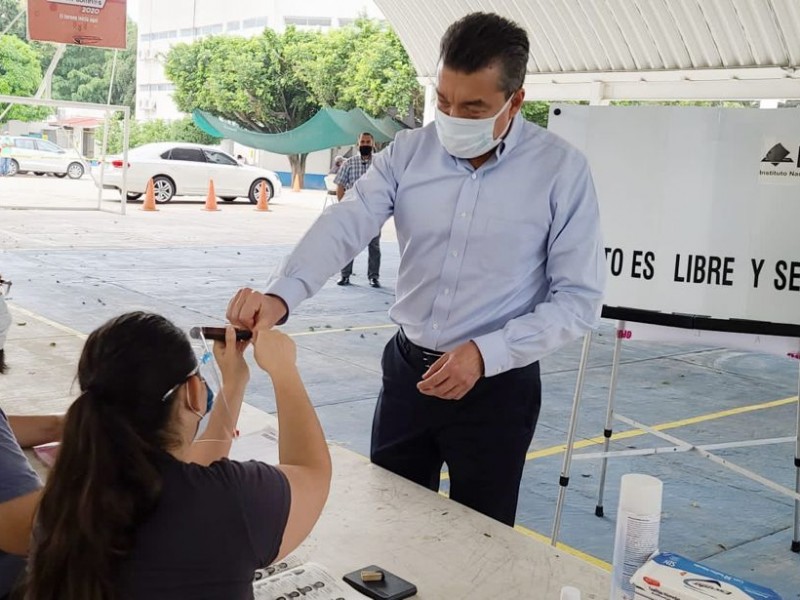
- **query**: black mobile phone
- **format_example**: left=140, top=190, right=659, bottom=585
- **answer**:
left=342, top=566, right=417, bottom=600
left=189, top=326, right=253, bottom=342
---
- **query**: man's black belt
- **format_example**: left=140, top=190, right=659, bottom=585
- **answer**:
left=397, top=328, right=444, bottom=368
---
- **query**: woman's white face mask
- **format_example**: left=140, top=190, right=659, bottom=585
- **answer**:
left=434, top=94, right=514, bottom=159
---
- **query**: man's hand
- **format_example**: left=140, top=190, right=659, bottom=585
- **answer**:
left=226, top=288, right=287, bottom=331
left=417, top=341, right=485, bottom=400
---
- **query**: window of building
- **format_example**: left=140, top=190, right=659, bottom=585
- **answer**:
left=338, top=18, right=356, bottom=27
left=243, top=16, right=268, bottom=29
left=180, top=27, right=193, bottom=37
left=138, top=83, right=177, bottom=92
left=200, top=23, right=223, bottom=35
left=285, top=16, right=332, bottom=27
left=227, top=20, right=242, bottom=31
left=141, top=30, right=177, bottom=42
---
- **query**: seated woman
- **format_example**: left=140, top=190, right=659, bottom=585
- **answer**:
left=22, top=312, right=331, bottom=600
left=0, top=296, right=63, bottom=600
left=0, top=411, right=62, bottom=600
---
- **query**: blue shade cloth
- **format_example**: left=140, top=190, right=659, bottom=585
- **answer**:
left=266, top=113, right=606, bottom=376
left=193, top=108, right=406, bottom=155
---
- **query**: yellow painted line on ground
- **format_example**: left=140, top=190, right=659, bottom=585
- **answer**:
left=440, top=395, right=798, bottom=482
left=523, top=394, right=798, bottom=463
left=8, top=303, right=88, bottom=340
left=513, top=524, right=612, bottom=571
left=439, top=489, right=611, bottom=570
left=289, top=324, right=397, bottom=337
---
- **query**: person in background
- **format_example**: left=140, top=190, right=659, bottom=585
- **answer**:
left=334, top=132, right=381, bottom=288
left=23, top=313, right=331, bottom=600
left=0, top=138, right=11, bottom=177
left=226, top=12, right=605, bottom=527
left=0, top=278, right=9, bottom=374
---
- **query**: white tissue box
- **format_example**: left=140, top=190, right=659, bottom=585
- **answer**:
left=631, top=552, right=781, bottom=600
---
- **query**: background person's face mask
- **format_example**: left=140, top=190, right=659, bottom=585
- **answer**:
left=359, top=145, right=373, bottom=158
left=435, top=95, right=514, bottom=159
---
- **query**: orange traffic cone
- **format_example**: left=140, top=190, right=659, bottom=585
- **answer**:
left=255, top=181, right=270, bottom=212
left=203, top=179, right=220, bottom=211
left=141, top=179, right=158, bottom=211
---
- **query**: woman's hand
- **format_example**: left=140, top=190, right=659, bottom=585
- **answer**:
left=213, top=326, right=250, bottom=389
left=253, top=329, right=297, bottom=378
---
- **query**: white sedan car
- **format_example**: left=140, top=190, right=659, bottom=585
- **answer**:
left=102, top=142, right=282, bottom=204
left=4, top=136, right=86, bottom=179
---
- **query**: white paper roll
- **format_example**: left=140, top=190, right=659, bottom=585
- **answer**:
left=610, top=474, right=663, bottom=600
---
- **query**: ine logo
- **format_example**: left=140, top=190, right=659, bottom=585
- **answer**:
left=762, top=143, right=794, bottom=166
left=683, top=578, right=732, bottom=596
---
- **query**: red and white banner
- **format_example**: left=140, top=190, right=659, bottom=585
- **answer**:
left=27, top=0, right=127, bottom=49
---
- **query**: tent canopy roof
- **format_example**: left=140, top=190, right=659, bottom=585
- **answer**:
left=374, top=0, right=800, bottom=101
left=193, top=107, right=406, bottom=155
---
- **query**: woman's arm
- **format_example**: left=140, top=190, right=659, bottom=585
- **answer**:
left=187, top=327, right=250, bottom=466
left=7, top=415, right=63, bottom=449
left=253, top=330, right=331, bottom=560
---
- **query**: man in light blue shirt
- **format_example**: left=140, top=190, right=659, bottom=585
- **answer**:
left=228, top=12, right=605, bottom=525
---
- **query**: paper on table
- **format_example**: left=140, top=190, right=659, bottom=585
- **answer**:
left=228, top=425, right=280, bottom=465
left=253, top=562, right=363, bottom=600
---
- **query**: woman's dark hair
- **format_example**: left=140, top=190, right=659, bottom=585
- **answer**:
left=0, top=348, right=7, bottom=374
left=24, top=312, right=196, bottom=600
left=439, top=12, right=529, bottom=97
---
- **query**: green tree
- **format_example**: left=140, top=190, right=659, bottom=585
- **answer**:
left=521, top=101, right=550, bottom=128
left=165, top=30, right=318, bottom=189
left=0, top=35, right=50, bottom=122
left=165, top=21, right=423, bottom=187
left=0, top=0, right=24, bottom=38
left=287, top=20, right=423, bottom=123
left=52, top=20, right=137, bottom=112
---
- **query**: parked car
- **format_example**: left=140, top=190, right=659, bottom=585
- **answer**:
left=102, top=143, right=283, bottom=204
left=4, top=136, right=86, bottom=179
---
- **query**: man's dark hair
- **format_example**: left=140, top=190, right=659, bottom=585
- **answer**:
left=439, top=12, right=529, bottom=97
left=359, top=132, right=374, bottom=139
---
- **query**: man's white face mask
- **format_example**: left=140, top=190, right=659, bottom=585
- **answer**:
left=434, top=95, right=513, bottom=159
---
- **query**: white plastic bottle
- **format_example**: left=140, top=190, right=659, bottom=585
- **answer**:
left=609, top=474, right=663, bottom=600
left=560, top=586, right=581, bottom=600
